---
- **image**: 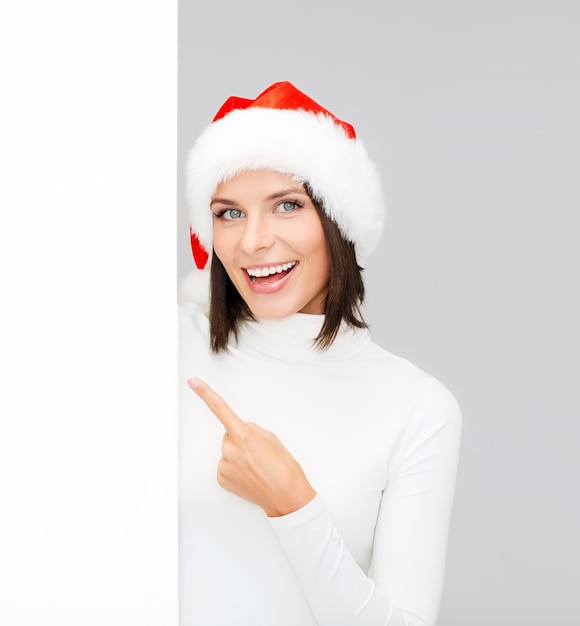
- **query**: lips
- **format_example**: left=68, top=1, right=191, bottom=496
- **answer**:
left=245, top=261, right=297, bottom=282
left=243, top=261, right=298, bottom=293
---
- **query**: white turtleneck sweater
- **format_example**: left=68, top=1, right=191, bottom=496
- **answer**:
left=178, top=303, right=462, bottom=626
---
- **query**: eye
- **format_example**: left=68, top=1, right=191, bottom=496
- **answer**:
left=214, top=208, right=244, bottom=220
left=276, top=200, right=301, bottom=213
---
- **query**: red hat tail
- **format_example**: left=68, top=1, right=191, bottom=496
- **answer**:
left=190, top=228, right=209, bottom=270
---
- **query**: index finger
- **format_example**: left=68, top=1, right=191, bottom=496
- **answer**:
left=187, top=377, right=245, bottom=434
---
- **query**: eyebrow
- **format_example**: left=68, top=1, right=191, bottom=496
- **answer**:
left=210, top=188, right=308, bottom=207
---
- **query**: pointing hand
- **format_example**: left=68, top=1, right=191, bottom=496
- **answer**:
left=187, top=377, right=316, bottom=517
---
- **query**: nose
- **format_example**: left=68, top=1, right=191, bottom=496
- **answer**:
left=239, top=213, right=275, bottom=255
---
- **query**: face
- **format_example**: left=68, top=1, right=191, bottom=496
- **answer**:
left=211, top=169, right=330, bottom=319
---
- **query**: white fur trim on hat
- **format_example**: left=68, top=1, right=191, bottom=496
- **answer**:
left=179, top=267, right=210, bottom=312
left=185, top=107, right=385, bottom=268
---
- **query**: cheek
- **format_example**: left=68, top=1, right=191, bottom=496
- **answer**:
left=303, top=225, right=330, bottom=279
left=315, top=248, right=331, bottom=285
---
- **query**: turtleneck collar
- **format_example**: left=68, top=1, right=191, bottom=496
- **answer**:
left=233, top=313, right=371, bottom=363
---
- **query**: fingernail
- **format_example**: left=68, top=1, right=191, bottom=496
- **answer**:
left=187, top=377, right=199, bottom=390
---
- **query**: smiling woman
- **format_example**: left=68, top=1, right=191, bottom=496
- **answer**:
left=211, top=170, right=330, bottom=319
left=179, top=82, right=462, bottom=626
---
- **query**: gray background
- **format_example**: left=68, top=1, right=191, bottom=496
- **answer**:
left=178, top=1, right=579, bottom=623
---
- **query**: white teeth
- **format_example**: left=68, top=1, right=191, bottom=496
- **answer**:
left=246, top=261, right=296, bottom=277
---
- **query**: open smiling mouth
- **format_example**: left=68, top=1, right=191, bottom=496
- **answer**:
left=245, top=261, right=297, bottom=284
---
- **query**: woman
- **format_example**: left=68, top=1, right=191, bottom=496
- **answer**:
left=179, top=81, right=462, bottom=626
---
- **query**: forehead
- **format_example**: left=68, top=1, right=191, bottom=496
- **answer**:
left=213, top=169, right=307, bottom=200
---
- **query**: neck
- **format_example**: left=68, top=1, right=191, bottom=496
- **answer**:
left=233, top=313, right=370, bottom=363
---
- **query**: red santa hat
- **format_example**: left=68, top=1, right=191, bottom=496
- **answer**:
left=183, top=81, right=385, bottom=302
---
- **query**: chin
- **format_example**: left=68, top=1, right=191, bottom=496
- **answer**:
left=242, top=294, right=301, bottom=320
left=247, top=302, right=299, bottom=320
left=235, top=281, right=326, bottom=318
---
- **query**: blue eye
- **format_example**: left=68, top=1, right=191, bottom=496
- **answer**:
left=277, top=201, right=300, bottom=213
left=214, top=208, right=244, bottom=220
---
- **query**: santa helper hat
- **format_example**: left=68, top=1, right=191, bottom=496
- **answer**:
left=182, top=81, right=385, bottom=308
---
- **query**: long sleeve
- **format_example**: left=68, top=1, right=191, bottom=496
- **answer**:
left=267, top=377, right=462, bottom=626
left=180, top=307, right=463, bottom=626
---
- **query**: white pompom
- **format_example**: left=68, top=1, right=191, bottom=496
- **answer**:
left=179, top=268, right=210, bottom=313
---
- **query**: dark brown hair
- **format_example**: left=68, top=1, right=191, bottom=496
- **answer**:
left=208, top=192, right=368, bottom=353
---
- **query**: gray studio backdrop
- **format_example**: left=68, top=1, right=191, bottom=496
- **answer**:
left=177, top=1, right=579, bottom=623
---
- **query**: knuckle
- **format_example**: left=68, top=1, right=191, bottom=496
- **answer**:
left=235, top=428, right=250, bottom=445
left=208, top=396, right=225, bottom=414
left=246, top=422, right=264, bottom=436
